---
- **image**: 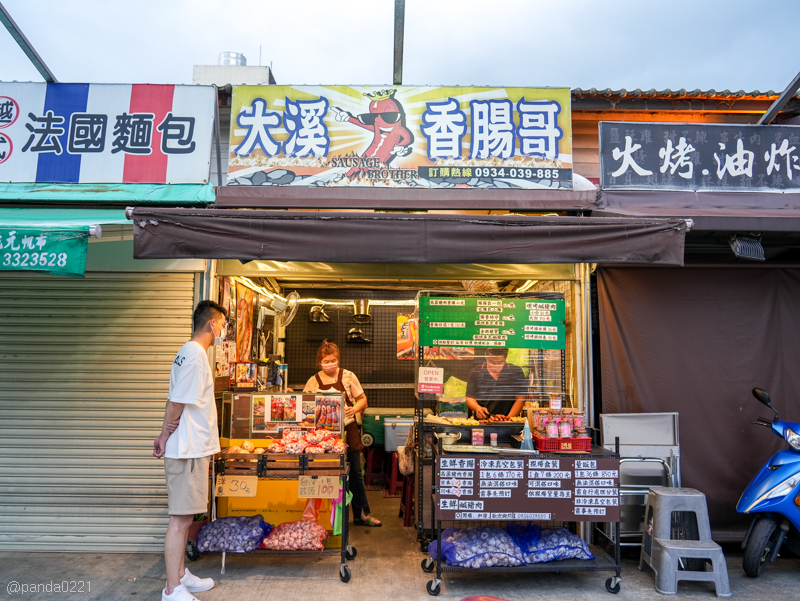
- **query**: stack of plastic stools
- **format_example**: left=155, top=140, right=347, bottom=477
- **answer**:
left=388, top=452, right=403, bottom=496
left=640, top=486, right=731, bottom=597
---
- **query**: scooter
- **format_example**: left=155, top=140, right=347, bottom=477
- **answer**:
left=736, top=387, right=800, bottom=577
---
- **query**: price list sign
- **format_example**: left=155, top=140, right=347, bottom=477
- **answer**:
left=419, top=297, right=566, bottom=350
left=435, top=454, right=619, bottom=522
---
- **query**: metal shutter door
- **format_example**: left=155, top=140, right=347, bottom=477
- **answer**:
left=0, top=272, right=196, bottom=551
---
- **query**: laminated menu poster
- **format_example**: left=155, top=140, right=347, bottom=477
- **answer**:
left=435, top=454, right=619, bottom=522
left=420, top=297, right=566, bottom=350
left=315, top=396, right=342, bottom=431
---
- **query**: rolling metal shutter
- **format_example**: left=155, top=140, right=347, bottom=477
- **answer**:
left=0, top=272, right=197, bottom=551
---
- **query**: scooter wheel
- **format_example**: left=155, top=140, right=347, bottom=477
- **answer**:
left=743, top=516, right=779, bottom=577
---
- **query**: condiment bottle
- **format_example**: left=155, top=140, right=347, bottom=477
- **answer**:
left=490, top=433, right=498, bottom=447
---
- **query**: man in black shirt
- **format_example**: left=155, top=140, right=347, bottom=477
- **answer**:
left=465, top=348, right=527, bottom=418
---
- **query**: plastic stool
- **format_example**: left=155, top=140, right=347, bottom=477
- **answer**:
left=641, top=486, right=713, bottom=571
left=651, top=539, right=731, bottom=597
left=365, top=446, right=385, bottom=486
left=388, top=452, right=403, bottom=497
left=399, top=475, right=415, bottom=527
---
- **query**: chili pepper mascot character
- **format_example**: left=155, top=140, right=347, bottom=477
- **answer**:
left=332, top=89, right=413, bottom=180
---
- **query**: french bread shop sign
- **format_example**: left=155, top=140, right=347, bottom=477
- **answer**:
left=0, top=83, right=215, bottom=184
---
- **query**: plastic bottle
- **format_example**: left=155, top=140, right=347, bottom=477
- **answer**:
left=521, top=419, right=534, bottom=450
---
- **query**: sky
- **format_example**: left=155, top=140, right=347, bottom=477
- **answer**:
left=1, top=0, right=799, bottom=93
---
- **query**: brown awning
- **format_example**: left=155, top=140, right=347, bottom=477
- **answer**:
left=597, top=190, right=800, bottom=232
left=131, top=209, right=687, bottom=265
left=215, top=185, right=598, bottom=211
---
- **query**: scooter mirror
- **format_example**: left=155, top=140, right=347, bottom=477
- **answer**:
left=752, top=387, right=776, bottom=413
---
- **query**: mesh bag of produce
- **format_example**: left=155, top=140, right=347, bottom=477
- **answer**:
left=196, top=516, right=273, bottom=553
left=506, top=524, right=594, bottom=563
left=428, top=526, right=524, bottom=568
left=258, top=520, right=329, bottom=551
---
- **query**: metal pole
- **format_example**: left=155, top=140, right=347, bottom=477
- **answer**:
left=213, top=85, right=224, bottom=188
left=393, top=0, right=405, bottom=86
left=757, top=70, right=800, bottom=125
left=0, top=1, right=57, bottom=82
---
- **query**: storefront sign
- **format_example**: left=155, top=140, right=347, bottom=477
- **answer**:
left=435, top=455, right=620, bottom=522
left=227, top=86, right=572, bottom=190
left=0, top=227, right=88, bottom=277
left=298, top=475, right=339, bottom=499
left=215, top=474, right=258, bottom=497
left=599, top=122, right=800, bottom=192
left=419, top=297, right=566, bottom=350
left=0, top=83, right=214, bottom=184
left=418, top=367, right=445, bottom=394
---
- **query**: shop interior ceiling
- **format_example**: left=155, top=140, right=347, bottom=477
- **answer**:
left=218, top=261, right=578, bottom=292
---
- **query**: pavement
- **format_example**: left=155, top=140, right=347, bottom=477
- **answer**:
left=2, top=491, right=799, bottom=600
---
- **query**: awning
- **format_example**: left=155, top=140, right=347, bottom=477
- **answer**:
left=0, top=208, right=130, bottom=230
left=596, top=190, right=800, bottom=232
left=131, top=209, right=687, bottom=265
left=0, top=208, right=131, bottom=278
left=0, top=183, right=215, bottom=205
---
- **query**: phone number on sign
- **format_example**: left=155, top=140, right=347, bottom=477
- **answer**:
left=3, top=252, right=68, bottom=268
left=473, top=167, right=564, bottom=180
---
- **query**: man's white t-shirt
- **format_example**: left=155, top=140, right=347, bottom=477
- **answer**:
left=164, top=341, right=221, bottom=459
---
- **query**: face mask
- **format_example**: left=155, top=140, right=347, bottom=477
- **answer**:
left=321, top=362, right=338, bottom=374
left=211, top=322, right=224, bottom=346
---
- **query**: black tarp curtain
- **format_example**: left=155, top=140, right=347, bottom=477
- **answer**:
left=598, top=266, right=800, bottom=539
left=131, top=209, right=686, bottom=265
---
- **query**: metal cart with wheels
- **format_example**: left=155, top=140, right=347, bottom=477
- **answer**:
left=422, top=438, right=623, bottom=596
left=190, top=449, right=357, bottom=582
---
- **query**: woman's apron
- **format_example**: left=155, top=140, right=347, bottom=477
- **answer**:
left=315, top=370, right=364, bottom=453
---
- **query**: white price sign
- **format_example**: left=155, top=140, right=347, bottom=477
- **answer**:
left=418, top=367, right=444, bottom=394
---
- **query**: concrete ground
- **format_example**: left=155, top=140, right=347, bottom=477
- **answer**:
left=2, top=491, right=799, bottom=600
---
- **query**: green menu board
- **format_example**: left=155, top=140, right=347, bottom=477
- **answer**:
left=419, top=297, right=566, bottom=350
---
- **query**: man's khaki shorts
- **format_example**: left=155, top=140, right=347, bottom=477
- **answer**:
left=164, top=456, right=211, bottom=516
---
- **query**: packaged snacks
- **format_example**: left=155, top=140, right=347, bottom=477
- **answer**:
left=197, top=516, right=273, bottom=553
left=258, top=520, right=329, bottom=551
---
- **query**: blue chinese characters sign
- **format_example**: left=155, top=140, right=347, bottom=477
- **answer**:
left=0, top=83, right=215, bottom=184
left=599, top=122, right=800, bottom=191
left=228, top=86, right=573, bottom=190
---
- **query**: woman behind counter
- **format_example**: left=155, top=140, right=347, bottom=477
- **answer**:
left=304, top=340, right=382, bottom=527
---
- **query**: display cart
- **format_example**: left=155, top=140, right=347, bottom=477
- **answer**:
left=191, top=392, right=357, bottom=582
left=414, top=290, right=569, bottom=549
left=421, top=437, right=622, bottom=595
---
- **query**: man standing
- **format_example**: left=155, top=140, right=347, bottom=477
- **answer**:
left=154, top=301, right=227, bottom=601
left=465, top=347, right=528, bottom=419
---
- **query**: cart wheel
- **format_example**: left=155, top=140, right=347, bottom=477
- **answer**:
left=345, top=545, right=357, bottom=560
left=185, top=541, right=200, bottom=561
left=426, top=579, right=441, bottom=596
left=605, top=577, right=621, bottom=594
left=339, top=565, right=351, bottom=583
left=421, top=557, right=434, bottom=573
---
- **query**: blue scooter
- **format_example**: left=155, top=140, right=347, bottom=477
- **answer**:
left=736, top=387, right=800, bottom=577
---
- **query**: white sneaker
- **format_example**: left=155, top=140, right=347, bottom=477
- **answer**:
left=180, top=567, right=215, bottom=593
left=161, top=584, right=199, bottom=601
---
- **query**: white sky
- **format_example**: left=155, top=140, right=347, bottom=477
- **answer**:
left=1, top=0, right=798, bottom=92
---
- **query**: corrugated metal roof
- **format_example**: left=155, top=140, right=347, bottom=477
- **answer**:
left=571, top=88, right=794, bottom=99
